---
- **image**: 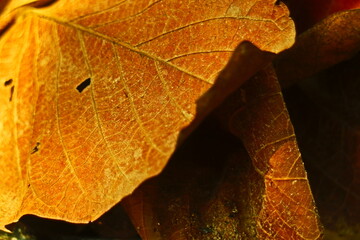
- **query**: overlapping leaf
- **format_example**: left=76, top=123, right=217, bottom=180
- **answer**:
left=284, top=54, right=360, bottom=240
left=0, top=0, right=295, bottom=229
left=274, top=6, right=360, bottom=238
left=275, top=9, right=360, bottom=88
left=225, top=66, right=322, bottom=239
left=122, top=66, right=323, bottom=239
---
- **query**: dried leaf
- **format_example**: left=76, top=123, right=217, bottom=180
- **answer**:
left=282, top=0, right=360, bottom=32
left=284, top=53, right=360, bottom=239
left=0, top=0, right=295, bottom=229
left=122, top=66, right=323, bottom=239
left=122, top=115, right=264, bottom=240
left=275, top=9, right=360, bottom=88
left=225, top=65, right=322, bottom=239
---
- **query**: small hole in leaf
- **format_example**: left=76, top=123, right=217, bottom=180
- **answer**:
left=9, top=86, right=14, bottom=101
left=31, top=142, right=40, bottom=154
left=123, top=90, right=128, bottom=98
left=76, top=78, right=91, bottom=93
left=4, top=78, right=12, bottom=86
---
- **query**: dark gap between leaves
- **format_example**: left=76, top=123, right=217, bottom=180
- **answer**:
left=76, top=78, right=91, bottom=93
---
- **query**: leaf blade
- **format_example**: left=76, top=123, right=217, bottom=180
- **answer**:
left=0, top=0, right=295, bottom=229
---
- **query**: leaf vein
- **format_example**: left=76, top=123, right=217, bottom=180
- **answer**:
left=34, top=13, right=215, bottom=85
left=154, top=61, right=193, bottom=121
left=69, top=0, right=128, bottom=22
left=166, top=50, right=233, bottom=62
left=135, top=16, right=283, bottom=47
left=55, top=27, right=86, bottom=194
left=91, top=0, right=162, bottom=29
left=111, top=43, right=167, bottom=156
left=76, top=31, right=130, bottom=183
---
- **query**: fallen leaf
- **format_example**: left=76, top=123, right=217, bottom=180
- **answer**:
left=0, top=0, right=295, bottom=229
left=122, top=119, right=258, bottom=240
left=122, top=65, right=323, bottom=239
left=224, top=65, right=322, bottom=239
left=284, top=53, right=360, bottom=240
left=275, top=9, right=360, bottom=88
left=282, top=0, right=360, bottom=32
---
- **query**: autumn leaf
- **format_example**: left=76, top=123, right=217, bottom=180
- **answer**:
left=122, top=65, right=322, bottom=240
left=119, top=7, right=360, bottom=238
left=273, top=4, right=360, bottom=239
left=0, top=0, right=295, bottom=230
left=223, top=66, right=322, bottom=239
left=275, top=9, right=360, bottom=88
left=282, top=45, right=360, bottom=240
left=282, top=0, right=360, bottom=33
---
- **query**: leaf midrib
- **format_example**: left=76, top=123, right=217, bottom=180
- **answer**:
left=29, top=11, right=212, bottom=85
left=27, top=9, right=284, bottom=85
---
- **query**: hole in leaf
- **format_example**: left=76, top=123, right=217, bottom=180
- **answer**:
left=123, top=90, right=128, bottom=98
left=4, top=78, right=12, bottom=86
left=31, top=142, right=40, bottom=154
left=9, top=86, right=14, bottom=101
left=76, top=78, right=91, bottom=93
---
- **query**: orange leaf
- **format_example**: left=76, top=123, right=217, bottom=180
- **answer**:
left=0, top=0, right=295, bottom=229
left=225, top=66, right=322, bottom=239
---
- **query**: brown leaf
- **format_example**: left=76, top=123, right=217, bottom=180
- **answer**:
left=275, top=9, right=360, bottom=88
left=225, top=65, right=322, bottom=239
left=0, top=0, right=294, bottom=229
left=122, top=122, right=256, bottom=240
left=282, top=0, right=360, bottom=33
left=122, top=65, right=323, bottom=239
left=283, top=53, right=360, bottom=239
